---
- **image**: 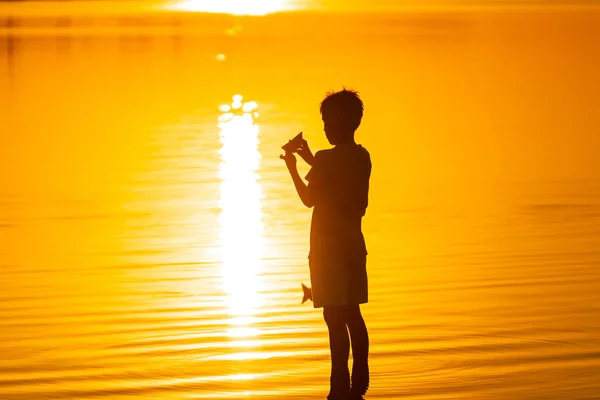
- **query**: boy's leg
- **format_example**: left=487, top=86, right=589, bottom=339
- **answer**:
left=323, top=306, right=350, bottom=397
left=346, top=304, right=369, bottom=396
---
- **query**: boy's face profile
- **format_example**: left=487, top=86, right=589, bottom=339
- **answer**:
left=323, top=115, right=343, bottom=145
left=320, top=89, right=363, bottom=145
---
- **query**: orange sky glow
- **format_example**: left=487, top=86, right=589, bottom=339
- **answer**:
left=0, top=0, right=598, bottom=17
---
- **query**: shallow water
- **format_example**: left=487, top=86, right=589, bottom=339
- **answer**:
left=1, top=10, right=600, bottom=400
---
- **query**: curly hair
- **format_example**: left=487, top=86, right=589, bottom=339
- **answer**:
left=320, top=88, right=364, bottom=132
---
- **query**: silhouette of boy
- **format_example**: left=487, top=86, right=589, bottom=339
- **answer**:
left=281, top=89, right=371, bottom=399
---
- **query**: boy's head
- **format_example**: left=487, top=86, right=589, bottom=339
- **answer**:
left=320, top=88, right=364, bottom=145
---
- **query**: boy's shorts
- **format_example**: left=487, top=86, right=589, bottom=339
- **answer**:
left=308, top=255, right=368, bottom=308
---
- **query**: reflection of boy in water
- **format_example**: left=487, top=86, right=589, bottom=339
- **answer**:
left=281, top=89, right=371, bottom=399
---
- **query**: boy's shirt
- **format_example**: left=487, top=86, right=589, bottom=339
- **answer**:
left=306, top=143, right=371, bottom=262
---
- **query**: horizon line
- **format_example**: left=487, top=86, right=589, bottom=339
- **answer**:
left=1, top=1, right=600, bottom=18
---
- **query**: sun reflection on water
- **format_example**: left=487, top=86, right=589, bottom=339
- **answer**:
left=218, top=95, right=264, bottom=341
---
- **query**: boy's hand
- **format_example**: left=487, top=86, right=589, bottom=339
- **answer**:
left=296, top=139, right=315, bottom=166
left=280, top=150, right=297, bottom=171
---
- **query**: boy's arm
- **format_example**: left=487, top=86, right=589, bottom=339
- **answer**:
left=280, top=151, right=315, bottom=208
left=289, top=167, right=314, bottom=208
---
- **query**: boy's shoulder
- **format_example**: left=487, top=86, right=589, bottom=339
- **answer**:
left=356, top=144, right=370, bottom=159
left=312, top=148, right=334, bottom=166
left=312, top=146, right=370, bottom=179
left=322, top=145, right=370, bottom=163
left=314, top=148, right=334, bottom=157
left=316, top=145, right=370, bottom=157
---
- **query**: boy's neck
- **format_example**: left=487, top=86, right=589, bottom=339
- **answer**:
left=336, top=133, right=356, bottom=146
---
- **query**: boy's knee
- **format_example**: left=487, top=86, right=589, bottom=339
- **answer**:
left=345, top=305, right=364, bottom=324
left=323, top=306, right=345, bottom=326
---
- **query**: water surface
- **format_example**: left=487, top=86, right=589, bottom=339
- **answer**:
left=1, top=10, right=600, bottom=399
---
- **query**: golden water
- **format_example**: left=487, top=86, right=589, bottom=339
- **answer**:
left=1, top=9, right=600, bottom=399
